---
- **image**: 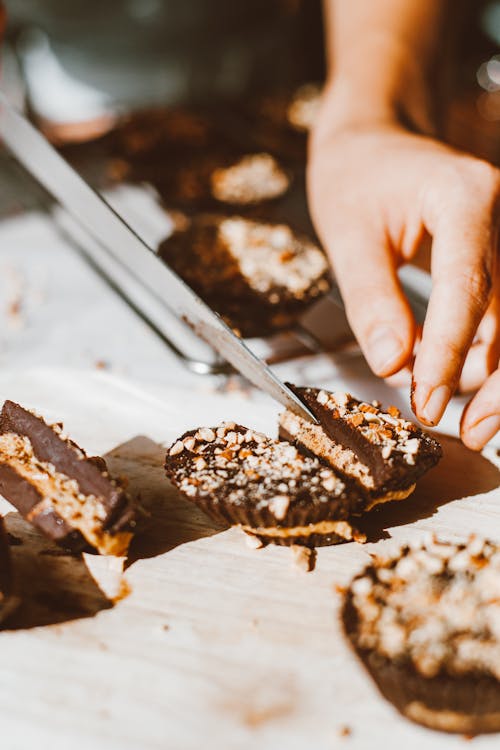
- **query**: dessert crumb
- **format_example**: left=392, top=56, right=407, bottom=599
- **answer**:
left=244, top=532, right=264, bottom=550
left=112, top=578, right=132, bottom=603
left=338, top=725, right=352, bottom=738
left=291, top=544, right=316, bottom=572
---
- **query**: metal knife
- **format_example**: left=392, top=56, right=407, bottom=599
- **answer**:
left=0, top=90, right=318, bottom=423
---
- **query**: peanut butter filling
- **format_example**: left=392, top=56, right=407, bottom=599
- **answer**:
left=0, top=433, right=131, bottom=556
left=280, top=410, right=374, bottom=488
left=405, top=701, right=500, bottom=734
left=241, top=519, right=366, bottom=542
left=365, top=484, right=416, bottom=510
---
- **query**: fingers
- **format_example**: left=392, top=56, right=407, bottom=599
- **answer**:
left=461, top=365, right=500, bottom=450
left=329, top=222, right=416, bottom=377
left=459, top=287, right=500, bottom=393
left=412, top=161, right=499, bottom=425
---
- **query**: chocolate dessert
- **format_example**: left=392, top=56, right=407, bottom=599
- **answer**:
left=165, top=423, right=367, bottom=547
left=343, top=536, right=500, bottom=734
left=159, top=215, right=331, bottom=337
left=0, top=516, right=19, bottom=625
left=0, top=401, right=136, bottom=556
left=279, top=386, right=442, bottom=506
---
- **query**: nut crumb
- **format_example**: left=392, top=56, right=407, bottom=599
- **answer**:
left=338, top=725, right=352, bottom=738
left=244, top=532, right=264, bottom=550
left=291, top=544, right=316, bottom=572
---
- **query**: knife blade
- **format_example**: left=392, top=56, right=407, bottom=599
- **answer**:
left=0, top=90, right=318, bottom=423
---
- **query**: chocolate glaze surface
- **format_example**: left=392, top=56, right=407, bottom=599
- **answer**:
left=0, top=401, right=135, bottom=548
left=165, top=423, right=366, bottom=546
left=286, top=385, right=442, bottom=493
left=159, top=215, right=331, bottom=337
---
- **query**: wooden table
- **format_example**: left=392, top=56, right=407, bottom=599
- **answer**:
left=0, top=368, right=498, bottom=750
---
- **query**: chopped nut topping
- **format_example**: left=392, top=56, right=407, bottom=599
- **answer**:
left=269, top=495, right=290, bottom=520
left=169, top=441, right=184, bottom=456
left=197, top=427, right=215, bottom=442
left=312, top=389, right=424, bottom=459
left=347, top=536, right=500, bottom=680
left=291, top=544, right=317, bottom=572
left=166, top=423, right=353, bottom=515
left=210, top=153, right=290, bottom=205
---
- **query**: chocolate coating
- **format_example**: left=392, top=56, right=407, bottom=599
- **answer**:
left=0, top=516, right=19, bottom=624
left=285, top=385, right=442, bottom=495
left=0, top=401, right=135, bottom=552
left=159, top=215, right=331, bottom=337
left=165, top=423, right=366, bottom=547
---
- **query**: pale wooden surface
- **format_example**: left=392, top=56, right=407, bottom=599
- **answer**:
left=0, top=368, right=498, bottom=750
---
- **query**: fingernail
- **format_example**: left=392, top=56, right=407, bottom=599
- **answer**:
left=366, top=327, right=403, bottom=375
left=414, top=383, right=451, bottom=426
left=466, top=415, right=500, bottom=449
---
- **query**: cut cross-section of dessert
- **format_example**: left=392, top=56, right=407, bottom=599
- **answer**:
left=279, top=385, right=442, bottom=507
left=165, top=423, right=367, bottom=547
left=158, top=215, right=331, bottom=337
left=343, top=536, right=500, bottom=734
left=0, top=401, right=136, bottom=556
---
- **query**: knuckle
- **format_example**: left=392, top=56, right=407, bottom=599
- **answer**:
left=443, top=159, right=500, bottom=206
left=477, top=161, right=500, bottom=191
left=466, top=159, right=500, bottom=202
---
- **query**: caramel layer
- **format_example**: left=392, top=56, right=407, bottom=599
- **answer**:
left=365, top=484, right=416, bottom=511
left=0, top=433, right=130, bottom=556
left=405, top=701, right=500, bottom=734
left=241, top=519, right=366, bottom=542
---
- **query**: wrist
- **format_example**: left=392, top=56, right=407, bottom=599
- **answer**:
left=312, top=34, right=437, bottom=148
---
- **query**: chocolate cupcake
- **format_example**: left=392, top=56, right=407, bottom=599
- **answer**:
left=279, top=386, right=442, bottom=507
left=159, top=215, right=331, bottom=337
left=343, top=536, right=500, bottom=734
left=0, top=401, right=136, bottom=556
left=165, top=423, right=367, bottom=547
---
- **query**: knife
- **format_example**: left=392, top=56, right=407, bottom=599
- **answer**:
left=0, top=90, right=318, bottom=423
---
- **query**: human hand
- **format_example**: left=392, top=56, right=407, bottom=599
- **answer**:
left=308, top=108, right=499, bottom=449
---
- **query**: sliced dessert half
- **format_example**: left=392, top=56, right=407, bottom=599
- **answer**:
left=279, top=385, right=442, bottom=507
left=0, top=401, right=136, bottom=556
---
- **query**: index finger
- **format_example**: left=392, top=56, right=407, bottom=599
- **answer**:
left=412, top=165, right=499, bottom=425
